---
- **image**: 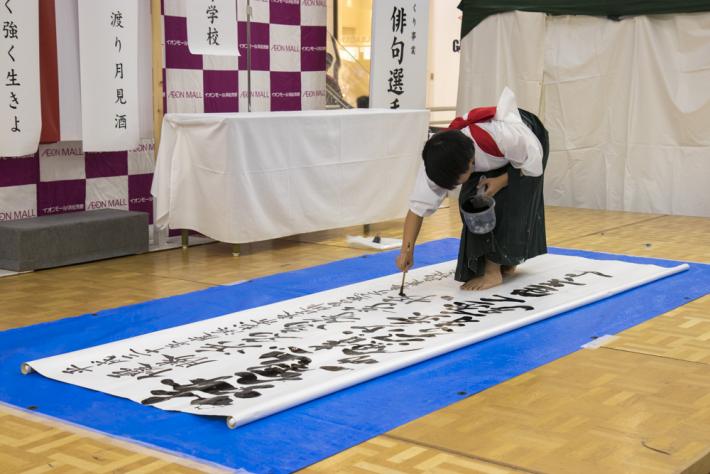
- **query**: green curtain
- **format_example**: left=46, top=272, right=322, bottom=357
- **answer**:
left=459, top=0, right=710, bottom=37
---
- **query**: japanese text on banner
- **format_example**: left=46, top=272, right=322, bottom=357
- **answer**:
left=370, top=0, right=428, bottom=110
left=78, top=0, right=140, bottom=152
left=1, top=0, right=41, bottom=157
left=186, top=0, right=239, bottom=56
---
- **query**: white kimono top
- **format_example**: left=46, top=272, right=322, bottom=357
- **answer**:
left=409, top=87, right=543, bottom=218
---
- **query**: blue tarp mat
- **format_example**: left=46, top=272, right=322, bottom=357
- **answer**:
left=1, top=239, right=708, bottom=473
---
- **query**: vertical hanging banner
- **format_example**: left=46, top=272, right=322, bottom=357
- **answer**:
left=370, top=0, right=429, bottom=109
left=77, top=0, right=139, bottom=152
left=1, top=0, right=41, bottom=157
left=186, top=0, right=239, bottom=56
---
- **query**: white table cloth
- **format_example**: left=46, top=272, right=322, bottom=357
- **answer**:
left=152, top=109, right=430, bottom=243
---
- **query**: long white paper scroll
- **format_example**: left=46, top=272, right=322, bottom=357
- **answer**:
left=25, top=254, right=687, bottom=428
left=1, top=0, right=41, bottom=157
left=370, top=0, right=429, bottom=109
left=77, top=0, right=140, bottom=152
left=186, top=0, right=239, bottom=56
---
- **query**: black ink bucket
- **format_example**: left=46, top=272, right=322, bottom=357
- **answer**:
left=461, top=194, right=496, bottom=234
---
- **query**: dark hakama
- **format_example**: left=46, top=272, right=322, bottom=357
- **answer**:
left=455, top=109, right=550, bottom=282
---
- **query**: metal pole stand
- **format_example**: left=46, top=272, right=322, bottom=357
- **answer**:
left=246, top=0, right=252, bottom=113
left=229, top=0, right=251, bottom=257
left=181, top=229, right=189, bottom=249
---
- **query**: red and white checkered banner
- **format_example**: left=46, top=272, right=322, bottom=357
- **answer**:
left=0, top=140, right=155, bottom=223
left=186, top=0, right=239, bottom=56
left=1, top=0, right=41, bottom=157
left=1, top=0, right=327, bottom=224
left=164, top=0, right=327, bottom=113
left=78, top=0, right=141, bottom=152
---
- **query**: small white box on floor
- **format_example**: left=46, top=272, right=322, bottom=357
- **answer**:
left=346, top=235, right=402, bottom=250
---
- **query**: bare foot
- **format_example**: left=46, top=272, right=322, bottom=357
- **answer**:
left=501, top=265, right=517, bottom=277
left=461, top=259, right=503, bottom=291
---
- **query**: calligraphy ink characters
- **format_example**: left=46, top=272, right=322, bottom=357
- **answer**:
left=5, top=8, right=22, bottom=133
left=386, top=5, right=416, bottom=110
left=396, top=87, right=550, bottom=291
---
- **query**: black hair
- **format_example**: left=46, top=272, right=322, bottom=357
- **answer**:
left=422, top=129, right=475, bottom=190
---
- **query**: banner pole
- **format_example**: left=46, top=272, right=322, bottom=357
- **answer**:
left=150, top=0, right=164, bottom=156
left=246, top=0, right=252, bottom=113
left=150, top=0, right=179, bottom=248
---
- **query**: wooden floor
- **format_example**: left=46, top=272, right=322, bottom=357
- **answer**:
left=1, top=206, right=709, bottom=473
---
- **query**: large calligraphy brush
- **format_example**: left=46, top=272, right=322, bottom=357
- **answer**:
left=399, top=242, right=410, bottom=297
left=398, top=272, right=407, bottom=297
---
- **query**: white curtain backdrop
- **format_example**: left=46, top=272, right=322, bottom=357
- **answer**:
left=457, top=11, right=710, bottom=217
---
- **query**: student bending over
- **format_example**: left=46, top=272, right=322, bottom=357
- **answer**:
left=397, top=87, right=550, bottom=291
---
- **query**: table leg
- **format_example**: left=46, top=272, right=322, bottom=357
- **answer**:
left=181, top=230, right=189, bottom=249
left=232, top=244, right=241, bottom=257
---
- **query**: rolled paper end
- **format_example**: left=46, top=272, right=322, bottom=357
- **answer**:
left=226, top=416, right=238, bottom=429
left=21, top=363, right=33, bottom=375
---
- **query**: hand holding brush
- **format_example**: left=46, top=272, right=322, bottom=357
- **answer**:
left=397, top=242, right=412, bottom=297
